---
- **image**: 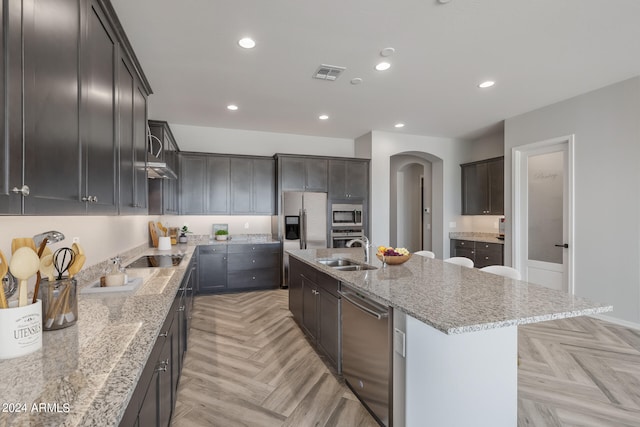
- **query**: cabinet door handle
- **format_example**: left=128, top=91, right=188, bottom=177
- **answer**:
left=159, top=331, right=169, bottom=337
left=177, top=306, right=186, bottom=312
left=11, top=185, right=30, bottom=196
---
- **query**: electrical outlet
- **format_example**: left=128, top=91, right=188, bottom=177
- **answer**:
left=449, top=222, right=457, bottom=229
left=72, top=237, right=80, bottom=243
left=244, top=222, right=250, bottom=229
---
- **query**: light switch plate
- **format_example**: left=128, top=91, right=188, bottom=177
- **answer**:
left=394, top=328, right=406, bottom=358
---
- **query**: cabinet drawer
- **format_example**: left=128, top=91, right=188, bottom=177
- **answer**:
left=227, top=243, right=280, bottom=254
left=199, top=245, right=228, bottom=254
left=475, top=245, right=504, bottom=268
left=452, top=239, right=474, bottom=249
left=227, top=252, right=279, bottom=271
left=316, top=271, right=340, bottom=298
left=228, top=268, right=280, bottom=290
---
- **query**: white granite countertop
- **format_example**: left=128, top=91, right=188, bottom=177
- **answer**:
left=449, top=232, right=505, bottom=244
left=0, top=244, right=198, bottom=427
left=287, top=248, right=612, bottom=335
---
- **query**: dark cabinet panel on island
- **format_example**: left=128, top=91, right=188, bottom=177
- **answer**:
left=288, top=257, right=340, bottom=372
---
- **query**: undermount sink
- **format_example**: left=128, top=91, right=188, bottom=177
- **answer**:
left=316, top=258, right=377, bottom=271
left=316, top=258, right=358, bottom=267
left=332, top=264, right=377, bottom=271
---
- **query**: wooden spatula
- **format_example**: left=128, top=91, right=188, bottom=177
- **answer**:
left=11, top=237, right=36, bottom=255
left=0, top=250, right=9, bottom=309
left=149, top=221, right=159, bottom=247
left=9, top=247, right=40, bottom=307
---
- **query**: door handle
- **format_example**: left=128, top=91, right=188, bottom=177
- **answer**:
left=554, top=243, right=569, bottom=248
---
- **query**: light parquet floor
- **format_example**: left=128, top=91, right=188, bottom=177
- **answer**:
left=171, top=289, right=379, bottom=427
left=518, top=316, right=640, bottom=426
left=172, top=289, right=640, bottom=427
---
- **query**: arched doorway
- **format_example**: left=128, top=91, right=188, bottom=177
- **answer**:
left=390, top=152, right=443, bottom=256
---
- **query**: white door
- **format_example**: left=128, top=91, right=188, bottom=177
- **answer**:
left=514, top=136, right=574, bottom=293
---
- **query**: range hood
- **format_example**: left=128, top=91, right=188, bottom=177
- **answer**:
left=147, top=130, right=177, bottom=179
left=147, top=161, right=177, bottom=179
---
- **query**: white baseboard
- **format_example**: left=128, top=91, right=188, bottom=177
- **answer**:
left=590, top=313, right=640, bottom=331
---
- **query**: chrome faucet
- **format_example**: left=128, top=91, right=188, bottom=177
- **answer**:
left=346, top=235, right=371, bottom=263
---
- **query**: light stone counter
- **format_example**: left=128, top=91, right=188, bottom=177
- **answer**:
left=449, top=231, right=505, bottom=244
left=288, top=248, right=613, bottom=426
left=287, top=248, right=612, bottom=334
left=0, top=244, right=198, bottom=427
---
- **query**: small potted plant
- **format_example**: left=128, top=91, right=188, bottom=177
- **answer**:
left=215, top=229, right=229, bottom=241
left=179, top=225, right=191, bottom=243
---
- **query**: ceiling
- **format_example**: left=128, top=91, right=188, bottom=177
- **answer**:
left=111, top=0, right=640, bottom=141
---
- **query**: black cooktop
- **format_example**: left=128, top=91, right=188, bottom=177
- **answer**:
left=126, top=254, right=184, bottom=268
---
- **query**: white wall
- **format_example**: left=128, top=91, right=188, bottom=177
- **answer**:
left=364, top=131, right=470, bottom=258
left=0, top=216, right=153, bottom=268
left=504, top=76, right=640, bottom=324
left=170, top=124, right=354, bottom=157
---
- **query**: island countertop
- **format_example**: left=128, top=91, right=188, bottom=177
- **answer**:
left=287, top=248, right=612, bottom=334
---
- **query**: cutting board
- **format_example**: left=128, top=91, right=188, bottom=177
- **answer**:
left=148, top=221, right=159, bottom=247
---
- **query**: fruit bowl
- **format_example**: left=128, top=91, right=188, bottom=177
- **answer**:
left=376, top=253, right=411, bottom=265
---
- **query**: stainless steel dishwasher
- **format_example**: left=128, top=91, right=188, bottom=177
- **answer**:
left=339, top=285, right=392, bottom=426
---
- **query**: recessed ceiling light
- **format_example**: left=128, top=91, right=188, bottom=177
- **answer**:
left=394, top=123, right=405, bottom=128
left=238, top=37, right=256, bottom=49
left=478, top=80, right=495, bottom=88
left=351, top=78, right=363, bottom=85
left=227, top=104, right=239, bottom=111
left=318, top=114, right=329, bottom=120
left=380, top=47, right=395, bottom=57
left=375, top=62, right=391, bottom=71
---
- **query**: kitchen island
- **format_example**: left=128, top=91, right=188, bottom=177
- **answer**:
left=287, top=248, right=612, bottom=426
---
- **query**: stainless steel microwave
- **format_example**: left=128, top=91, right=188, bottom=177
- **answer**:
left=331, top=204, right=363, bottom=227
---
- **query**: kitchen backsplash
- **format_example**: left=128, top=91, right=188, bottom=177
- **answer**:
left=160, top=215, right=273, bottom=237
left=455, top=215, right=503, bottom=234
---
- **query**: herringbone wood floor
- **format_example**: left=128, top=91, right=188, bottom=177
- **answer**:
left=172, top=289, right=640, bottom=427
left=171, top=289, right=378, bottom=427
left=518, top=316, right=640, bottom=426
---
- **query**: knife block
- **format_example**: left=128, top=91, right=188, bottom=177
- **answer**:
left=0, top=300, right=43, bottom=359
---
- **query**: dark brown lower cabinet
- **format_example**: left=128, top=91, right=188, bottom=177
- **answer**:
left=450, top=239, right=504, bottom=268
left=198, top=243, right=281, bottom=293
left=289, top=257, right=341, bottom=373
left=120, top=258, right=194, bottom=427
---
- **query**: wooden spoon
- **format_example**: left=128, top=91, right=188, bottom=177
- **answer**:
left=32, top=238, right=49, bottom=304
left=68, top=254, right=86, bottom=279
left=11, top=237, right=36, bottom=255
left=39, top=254, right=55, bottom=282
left=71, top=242, right=84, bottom=257
left=0, top=250, right=8, bottom=309
left=9, top=247, right=40, bottom=307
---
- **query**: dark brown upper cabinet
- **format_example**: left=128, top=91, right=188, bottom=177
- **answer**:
left=461, top=156, right=504, bottom=215
left=0, top=0, right=151, bottom=215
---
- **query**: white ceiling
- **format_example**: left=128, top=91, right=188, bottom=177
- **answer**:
left=111, top=0, right=640, bottom=141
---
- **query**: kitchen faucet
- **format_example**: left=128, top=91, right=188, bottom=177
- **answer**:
left=346, top=236, right=371, bottom=263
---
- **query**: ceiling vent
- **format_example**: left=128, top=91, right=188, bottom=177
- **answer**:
left=313, top=64, right=346, bottom=81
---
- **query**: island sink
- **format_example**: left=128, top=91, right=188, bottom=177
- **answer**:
left=316, top=258, right=377, bottom=270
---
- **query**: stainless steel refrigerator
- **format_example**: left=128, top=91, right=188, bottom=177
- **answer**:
left=282, top=191, right=328, bottom=285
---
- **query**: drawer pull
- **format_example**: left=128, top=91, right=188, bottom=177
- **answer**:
left=177, top=306, right=186, bottom=312
left=159, top=331, right=168, bottom=337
